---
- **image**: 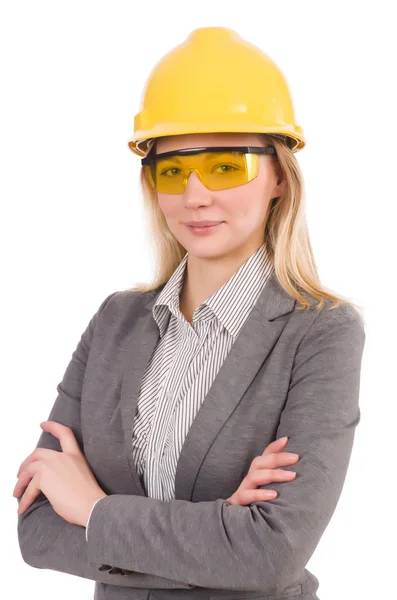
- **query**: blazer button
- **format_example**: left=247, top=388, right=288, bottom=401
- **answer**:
left=98, top=564, right=112, bottom=571
left=108, top=567, right=123, bottom=574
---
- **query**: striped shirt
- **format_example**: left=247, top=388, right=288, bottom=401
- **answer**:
left=86, top=242, right=274, bottom=538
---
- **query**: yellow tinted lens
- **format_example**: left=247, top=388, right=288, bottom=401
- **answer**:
left=152, top=156, right=187, bottom=194
left=203, top=152, right=248, bottom=190
left=148, top=151, right=259, bottom=193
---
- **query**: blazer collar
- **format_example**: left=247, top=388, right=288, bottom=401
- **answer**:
left=151, top=244, right=276, bottom=339
left=146, top=269, right=296, bottom=322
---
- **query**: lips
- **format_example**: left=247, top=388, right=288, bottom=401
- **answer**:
left=185, top=222, right=225, bottom=234
left=185, top=221, right=224, bottom=226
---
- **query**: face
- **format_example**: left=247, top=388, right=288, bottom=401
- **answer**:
left=154, top=132, right=286, bottom=261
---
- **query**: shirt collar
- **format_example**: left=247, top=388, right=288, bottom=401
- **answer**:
left=152, top=243, right=274, bottom=339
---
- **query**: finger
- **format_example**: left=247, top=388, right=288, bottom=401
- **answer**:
left=240, top=464, right=296, bottom=491
left=17, top=476, right=42, bottom=515
left=263, top=436, right=288, bottom=455
left=17, top=447, right=57, bottom=478
left=13, top=469, right=33, bottom=498
left=14, top=460, right=42, bottom=498
left=247, top=468, right=297, bottom=487
left=250, top=452, right=299, bottom=472
left=40, top=421, right=81, bottom=455
left=228, top=488, right=278, bottom=506
left=16, top=453, right=35, bottom=479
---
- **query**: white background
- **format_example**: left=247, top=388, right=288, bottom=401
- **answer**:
left=2, top=1, right=395, bottom=599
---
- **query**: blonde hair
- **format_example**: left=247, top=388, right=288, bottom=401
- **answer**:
left=130, top=134, right=364, bottom=316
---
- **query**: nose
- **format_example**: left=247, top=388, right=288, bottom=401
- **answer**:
left=183, top=169, right=209, bottom=193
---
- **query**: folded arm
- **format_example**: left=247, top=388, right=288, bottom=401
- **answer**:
left=85, top=303, right=366, bottom=593
left=17, top=290, right=194, bottom=589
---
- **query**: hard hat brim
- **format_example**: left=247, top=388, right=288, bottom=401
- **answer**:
left=128, top=122, right=305, bottom=158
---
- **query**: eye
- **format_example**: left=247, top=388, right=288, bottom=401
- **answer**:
left=160, top=167, right=182, bottom=177
left=213, top=164, right=239, bottom=174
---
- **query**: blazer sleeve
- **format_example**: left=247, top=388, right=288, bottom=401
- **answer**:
left=84, top=302, right=366, bottom=594
left=85, top=497, right=103, bottom=541
left=16, top=290, right=195, bottom=590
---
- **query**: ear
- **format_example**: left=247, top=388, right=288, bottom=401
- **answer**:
left=275, top=177, right=287, bottom=197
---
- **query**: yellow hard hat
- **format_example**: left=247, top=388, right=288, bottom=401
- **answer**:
left=127, top=27, right=305, bottom=158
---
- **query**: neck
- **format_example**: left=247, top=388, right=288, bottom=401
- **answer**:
left=179, top=239, right=265, bottom=319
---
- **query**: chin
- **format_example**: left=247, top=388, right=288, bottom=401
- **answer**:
left=185, top=242, right=234, bottom=260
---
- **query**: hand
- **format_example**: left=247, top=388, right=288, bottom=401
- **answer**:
left=13, top=421, right=108, bottom=527
left=226, top=437, right=299, bottom=505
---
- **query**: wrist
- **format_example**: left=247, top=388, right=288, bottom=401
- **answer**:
left=84, top=494, right=108, bottom=528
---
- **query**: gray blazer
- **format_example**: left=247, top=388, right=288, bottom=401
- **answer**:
left=17, top=272, right=366, bottom=600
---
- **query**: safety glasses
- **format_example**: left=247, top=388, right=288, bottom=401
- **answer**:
left=141, top=146, right=276, bottom=194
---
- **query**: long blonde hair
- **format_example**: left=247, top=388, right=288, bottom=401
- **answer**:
left=130, top=134, right=364, bottom=316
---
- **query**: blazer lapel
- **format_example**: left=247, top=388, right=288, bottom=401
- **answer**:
left=119, top=272, right=297, bottom=499
left=119, top=292, right=163, bottom=495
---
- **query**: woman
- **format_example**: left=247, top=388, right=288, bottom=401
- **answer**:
left=15, top=27, right=365, bottom=600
